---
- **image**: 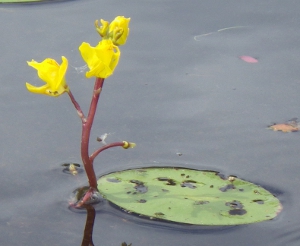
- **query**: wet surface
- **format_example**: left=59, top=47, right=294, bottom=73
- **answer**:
left=219, top=184, right=236, bottom=192
left=130, top=180, right=148, bottom=194
left=1, top=0, right=300, bottom=245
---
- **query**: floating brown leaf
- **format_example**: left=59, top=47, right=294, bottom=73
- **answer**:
left=269, top=123, right=299, bottom=132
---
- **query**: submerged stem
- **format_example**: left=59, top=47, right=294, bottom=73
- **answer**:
left=81, top=204, right=96, bottom=246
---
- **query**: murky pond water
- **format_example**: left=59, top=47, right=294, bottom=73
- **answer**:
left=1, top=0, right=300, bottom=245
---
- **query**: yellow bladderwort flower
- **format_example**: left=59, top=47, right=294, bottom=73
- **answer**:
left=25, top=56, right=69, bottom=97
left=95, top=16, right=130, bottom=46
left=108, top=16, right=130, bottom=46
left=79, top=40, right=120, bottom=78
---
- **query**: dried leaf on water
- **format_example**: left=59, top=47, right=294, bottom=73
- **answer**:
left=268, top=118, right=299, bottom=132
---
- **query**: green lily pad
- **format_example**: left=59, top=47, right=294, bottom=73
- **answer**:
left=98, top=167, right=282, bottom=225
left=0, top=0, right=41, bottom=2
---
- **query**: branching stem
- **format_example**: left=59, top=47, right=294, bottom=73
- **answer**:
left=80, top=78, right=104, bottom=189
left=67, top=78, right=130, bottom=205
left=90, top=141, right=125, bottom=162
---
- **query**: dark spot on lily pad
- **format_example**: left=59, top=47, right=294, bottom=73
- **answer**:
left=220, top=184, right=235, bottom=192
left=184, top=180, right=197, bottom=183
left=229, top=209, right=247, bottom=215
left=138, top=199, right=147, bottom=203
left=166, top=179, right=176, bottom=185
left=154, top=212, right=165, bottom=217
left=162, top=189, right=169, bottom=192
left=107, top=178, right=121, bottom=183
left=135, top=185, right=148, bottom=193
left=194, top=200, right=210, bottom=205
left=181, top=173, right=185, bottom=177
left=157, top=177, right=176, bottom=186
left=253, top=199, right=264, bottom=204
left=157, top=177, right=169, bottom=181
left=225, top=200, right=244, bottom=209
left=210, top=185, right=214, bottom=188
left=130, top=180, right=148, bottom=193
left=181, top=182, right=197, bottom=189
left=130, top=180, right=143, bottom=185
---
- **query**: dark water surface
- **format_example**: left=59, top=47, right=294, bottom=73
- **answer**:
left=1, top=0, right=300, bottom=245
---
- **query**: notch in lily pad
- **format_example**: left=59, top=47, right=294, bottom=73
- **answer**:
left=98, top=167, right=282, bottom=225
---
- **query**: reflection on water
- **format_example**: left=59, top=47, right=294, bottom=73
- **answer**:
left=275, top=222, right=300, bottom=246
left=81, top=205, right=96, bottom=246
left=80, top=205, right=132, bottom=246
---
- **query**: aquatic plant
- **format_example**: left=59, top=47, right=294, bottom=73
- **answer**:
left=25, top=16, right=134, bottom=207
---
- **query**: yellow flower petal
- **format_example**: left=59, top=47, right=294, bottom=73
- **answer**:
left=57, top=56, right=68, bottom=90
left=79, top=40, right=120, bottom=78
left=25, top=82, right=49, bottom=94
left=26, top=56, right=69, bottom=97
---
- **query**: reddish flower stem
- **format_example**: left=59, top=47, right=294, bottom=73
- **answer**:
left=81, top=77, right=105, bottom=189
left=90, top=141, right=124, bottom=162
left=67, top=90, right=86, bottom=123
left=75, top=187, right=98, bottom=208
left=67, top=77, right=126, bottom=205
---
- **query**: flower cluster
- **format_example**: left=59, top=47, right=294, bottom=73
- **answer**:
left=25, top=16, right=130, bottom=96
left=80, top=16, right=130, bottom=79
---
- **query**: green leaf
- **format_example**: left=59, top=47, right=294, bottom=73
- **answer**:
left=98, top=167, right=282, bottom=225
left=0, top=0, right=41, bottom=2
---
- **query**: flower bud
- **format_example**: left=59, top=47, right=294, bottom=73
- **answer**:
left=108, top=16, right=130, bottom=46
left=122, top=141, right=136, bottom=149
left=95, top=19, right=109, bottom=38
